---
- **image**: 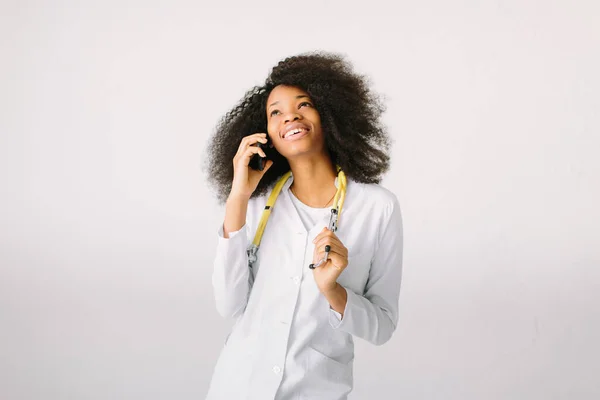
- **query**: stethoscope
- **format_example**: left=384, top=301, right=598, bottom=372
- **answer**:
left=247, top=166, right=347, bottom=270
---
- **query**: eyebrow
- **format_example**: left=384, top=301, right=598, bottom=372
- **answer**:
left=268, top=95, right=310, bottom=109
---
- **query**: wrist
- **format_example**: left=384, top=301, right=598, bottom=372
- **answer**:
left=322, top=283, right=347, bottom=317
left=227, top=191, right=250, bottom=205
left=321, top=282, right=341, bottom=296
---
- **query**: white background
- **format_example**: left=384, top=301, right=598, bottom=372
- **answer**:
left=1, top=0, right=599, bottom=399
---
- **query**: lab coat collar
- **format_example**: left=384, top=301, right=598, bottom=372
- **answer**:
left=281, top=170, right=346, bottom=192
left=278, top=171, right=351, bottom=236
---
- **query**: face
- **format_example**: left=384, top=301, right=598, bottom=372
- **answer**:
left=266, top=85, right=325, bottom=159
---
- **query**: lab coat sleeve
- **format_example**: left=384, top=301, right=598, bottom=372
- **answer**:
left=212, top=223, right=253, bottom=319
left=329, top=195, right=403, bottom=346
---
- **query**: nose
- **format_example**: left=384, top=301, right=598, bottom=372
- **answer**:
left=283, top=111, right=301, bottom=124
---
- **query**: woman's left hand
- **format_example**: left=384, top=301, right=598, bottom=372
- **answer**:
left=311, top=227, right=348, bottom=293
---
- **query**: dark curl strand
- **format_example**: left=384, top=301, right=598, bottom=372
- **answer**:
left=205, top=51, right=392, bottom=203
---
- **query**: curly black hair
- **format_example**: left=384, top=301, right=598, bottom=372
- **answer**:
left=205, top=51, right=392, bottom=203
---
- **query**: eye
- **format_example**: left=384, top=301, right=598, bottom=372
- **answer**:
left=270, top=109, right=280, bottom=116
left=299, top=101, right=312, bottom=108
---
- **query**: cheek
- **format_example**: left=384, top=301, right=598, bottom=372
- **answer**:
left=267, top=129, right=277, bottom=144
left=307, top=110, right=322, bottom=127
left=266, top=119, right=278, bottom=136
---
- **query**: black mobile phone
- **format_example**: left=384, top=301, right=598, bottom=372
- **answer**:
left=249, top=136, right=271, bottom=171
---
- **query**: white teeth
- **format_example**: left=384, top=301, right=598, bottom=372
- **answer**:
left=284, top=128, right=306, bottom=138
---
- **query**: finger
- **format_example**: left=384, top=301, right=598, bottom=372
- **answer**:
left=241, top=133, right=268, bottom=144
left=312, top=227, right=338, bottom=244
left=318, top=251, right=347, bottom=271
left=328, top=251, right=347, bottom=270
left=314, top=235, right=341, bottom=249
left=312, top=237, right=334, bottom=255
left=327, top=261, right=343, bottom=271
left=250, top=146, right=267, bottom=159
left=314, top=242, right=345, bottom=258
left=314, top=237, right=347, bottom=258
left=246, top=133, right=268, bottom=145
left=314, top=246, right=346, bottom=263
left=236, top=140, right=267, bottom=161
left=312, top=234, right=346, bottom=259
left=315, top=246, right=341, bottom=259
left=237, top=134, right=268, bottom=154
left=239, top=146, right=266, bottom=165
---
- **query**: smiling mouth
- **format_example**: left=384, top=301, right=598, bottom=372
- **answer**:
left=282, top=127, right=309, bottom=139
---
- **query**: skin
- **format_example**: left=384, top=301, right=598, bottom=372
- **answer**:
left=225, top=84, right=349, bottom=317
left=266, top=85, right=338, bottom=208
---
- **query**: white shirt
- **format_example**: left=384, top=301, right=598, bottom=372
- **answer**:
left=288, top=188, right=347, bottom=322
left=288, top=187, right=330, bottom=231
left=206, top=174, right=404, bottom=400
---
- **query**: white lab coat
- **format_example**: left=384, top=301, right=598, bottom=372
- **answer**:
left=206, top=174, right=403, bottom=400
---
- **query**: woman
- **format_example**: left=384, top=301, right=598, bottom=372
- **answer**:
left=205, top=52, right=403, bottom=399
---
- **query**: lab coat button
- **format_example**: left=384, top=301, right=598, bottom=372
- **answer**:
left=273, top=365, right=281, bottom=374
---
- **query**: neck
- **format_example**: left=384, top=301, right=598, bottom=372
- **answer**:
left=288, top=154, right=338, bottom=208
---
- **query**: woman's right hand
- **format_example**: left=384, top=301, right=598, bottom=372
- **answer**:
left=229, top=133, right=274, bottom=200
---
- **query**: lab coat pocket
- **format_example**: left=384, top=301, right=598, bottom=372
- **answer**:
left=301, top=346, right=353, bottom=399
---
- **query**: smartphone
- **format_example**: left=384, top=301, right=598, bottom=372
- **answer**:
left=249, top=136, right=271, bottom=171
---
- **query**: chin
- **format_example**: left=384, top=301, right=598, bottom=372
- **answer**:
left=285, top=146, right=326, bottom=161
left=274, top=133, right=326, bottom=158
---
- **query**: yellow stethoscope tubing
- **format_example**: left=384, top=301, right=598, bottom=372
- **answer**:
left=247, top=167, right=347, bottom=266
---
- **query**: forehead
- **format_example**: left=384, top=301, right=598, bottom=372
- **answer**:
left=267, top=85, right=310, bottom=105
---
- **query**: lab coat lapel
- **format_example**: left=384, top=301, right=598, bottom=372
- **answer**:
left=277, top=174, right=306, bottom=234
left=272, top=175, right=311, bottom=276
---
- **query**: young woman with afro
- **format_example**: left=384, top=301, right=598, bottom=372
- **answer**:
left=205, top=51, right=403, bottom=400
